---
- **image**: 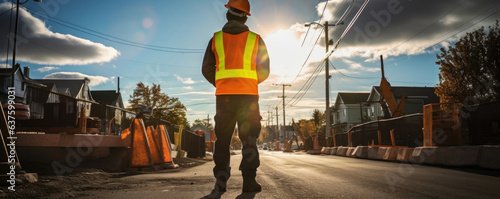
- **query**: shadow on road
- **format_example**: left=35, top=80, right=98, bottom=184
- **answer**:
left=200, top=191, right=258, bottom=199
left=235, top=192, right=257, bottom=199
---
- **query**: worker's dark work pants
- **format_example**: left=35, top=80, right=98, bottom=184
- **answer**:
left=213, top=95, right=261, bottom=179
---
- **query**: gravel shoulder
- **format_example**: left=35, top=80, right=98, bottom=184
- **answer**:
left=1, top=158, right=210, bottom=199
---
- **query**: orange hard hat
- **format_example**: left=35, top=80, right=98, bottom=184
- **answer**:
left=225, top=0, right=251, bottom=16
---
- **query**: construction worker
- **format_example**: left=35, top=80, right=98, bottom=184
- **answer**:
left=202, top=0, right=270, bottom=194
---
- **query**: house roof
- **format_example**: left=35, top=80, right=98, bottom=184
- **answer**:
left=338, top=92, right=370, bottom=104
left=373, top=86, right=439, bottom=104
left=190, top=124, right=211, bottom=132
left=0, top=67, right=46, bottom=88
left=91, top=90, right=123, bottom=108
left=34, top=79, right=88, bottom=98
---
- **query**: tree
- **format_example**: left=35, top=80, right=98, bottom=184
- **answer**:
left=128, top=82, right=188, bottom=127
left=436, top=21, right=500, bottom=105
left=312, top=109, right=324, bottom=127
left=312, top=109, right=325, bottom=135
left=192, top=118, right=212, bottom=129
left=299, top=119, right=316, bottom=138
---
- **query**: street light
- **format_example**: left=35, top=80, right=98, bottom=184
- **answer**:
left=11, top=0, right=42, bottom=87
left=304, top=21, right=342, bottom=139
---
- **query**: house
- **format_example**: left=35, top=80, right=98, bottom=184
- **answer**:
left=190, top=124, right=211, bottom=141
left=24, top=78, right=96, bottom=129
left=332, top=92, right=370, bottom=135
left=366, top=86, right=440, bottom=120
left=0, top=66, right=45, bottom=105
left=34, top=78, right=94, bottom=119
left=90, top=90, right=124, bottom=135
left=331, top=87, right=440, bottom=134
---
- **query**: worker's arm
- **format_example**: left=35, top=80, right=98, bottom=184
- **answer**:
left=256, top=37, right=270, bottom=84
left=202, top=38, right=216, bottom=87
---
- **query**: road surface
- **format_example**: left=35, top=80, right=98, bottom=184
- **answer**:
left=25, top=150, right=500, bottom=199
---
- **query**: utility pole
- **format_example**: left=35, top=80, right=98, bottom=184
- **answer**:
left=207, top=114, right=210, bottom=128
left=305, top=21, right=342, bottom=138
left=274, top=83, right=291, bottom=144
left=275, top=106, right=279, bottom=141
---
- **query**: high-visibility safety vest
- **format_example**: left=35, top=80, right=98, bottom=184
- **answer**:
left=212, top=30, right=260, bottom=95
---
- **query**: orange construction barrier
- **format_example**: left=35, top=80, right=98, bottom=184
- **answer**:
left=156, top=125, right=174, bottom=163
left=313, top=135, right=320, bottom=150
left=147, top=126, right=161, bottom=164
left=130, top=119, right=153, bottom=167
left=284, top=138, right=292, bottom=152
left=274, top=140, right=281, bottom=151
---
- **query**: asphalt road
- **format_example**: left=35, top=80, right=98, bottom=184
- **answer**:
left=67, top=150, right=500, bottom=199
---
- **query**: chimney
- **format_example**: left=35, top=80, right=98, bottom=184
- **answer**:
left=117, top=76, right=120, bottom=93
left=23, top=67, right=30, bottom=78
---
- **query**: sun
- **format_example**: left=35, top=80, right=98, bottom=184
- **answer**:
left=263, top=27, right=325, bottom=83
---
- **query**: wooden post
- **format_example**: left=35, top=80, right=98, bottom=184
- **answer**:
left=348, top=131, right=353, bottom=147
left=390, top=129, right=396, bottom=147
left=332, top=129, right=337, bottom=148
left=377, top=130, right=382, bottom=145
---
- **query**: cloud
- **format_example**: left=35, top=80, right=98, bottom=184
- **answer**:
left=44, top=72, right=111, bottom=86
left=341, top=59, right=379, bottom=73
left=0, top=3, right=120, bottom=65
left=260, top=0, right=498, bottom=94
left=174, top=74, right=196, bottom=84
left=183, top=86, right=193, bottom=90
left=36, top=66, right=59, bottom=73
left=320, top=0, right=500, bottom=60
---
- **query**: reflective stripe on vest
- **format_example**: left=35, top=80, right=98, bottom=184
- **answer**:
left=214, top=31, right=258, bottom=81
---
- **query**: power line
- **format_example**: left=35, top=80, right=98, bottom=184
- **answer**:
left=4, top=1, right=15, bottom=68
left=288, top=0, right=364, bottom=107
left=26, top=8, right=204, bottom=54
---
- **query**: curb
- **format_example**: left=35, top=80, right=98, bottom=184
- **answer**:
left=396, top=148, right=414, bottom=162
left=367, top=147, right=379, bottom=159
left=346, top=147, right=356, bottom=157
left=320, top=145, right=499, bottom=170
left=479, top=145, right=500, bottom=170
left=337, top=147, right=348, bottom=156
left=353, top=146, right=369, bottom=158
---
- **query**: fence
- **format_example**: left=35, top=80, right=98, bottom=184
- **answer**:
left=467, top=101, right=500, bottom=145
left=334, top=113, right=424, bottom=147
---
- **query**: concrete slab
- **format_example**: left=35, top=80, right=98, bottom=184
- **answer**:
left=346, top=147, right=356, bottom=157
left=321, top=147, right=327, bottom=154
left=410, top=147, right=438, bottom=165
left=353, top=146, right=369, bottom=158
left=325, top=147, right=333, bottom=155
left=330, top=147, right=338, bottom=155
left=382, top=147, right=398, bottom=161
left=367, top=147, right=379, bottom=159
left=436, top=146, right=481, bottom=166
left=396, top=148, right=415, bottom=162
left=375, top=147, right=389, bottom=160
left=336, top=147, right=348, bottom=156
left=479, top=145, right=500, bottom=170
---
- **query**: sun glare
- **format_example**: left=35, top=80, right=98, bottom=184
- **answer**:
left=264, top=28, right=325, bottom=83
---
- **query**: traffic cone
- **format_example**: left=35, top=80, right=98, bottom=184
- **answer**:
left=274, top=140, right=281, bottom=151
left=284, top=138, right=293, bottom=152
left=307, top=135, right=322, bottom=155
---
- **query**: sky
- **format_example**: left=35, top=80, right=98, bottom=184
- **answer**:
left=1, top=0, right=499, bottom=127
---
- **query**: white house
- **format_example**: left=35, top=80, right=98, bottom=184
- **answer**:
left=332, top=92, right=370, bottom=135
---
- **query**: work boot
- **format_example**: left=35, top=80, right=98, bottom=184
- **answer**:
left=242, top=170, right=261, bottom=193
left=212, top=168, right=230, bottom=193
